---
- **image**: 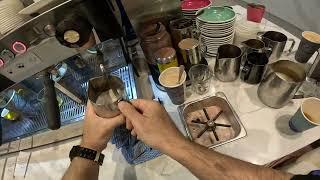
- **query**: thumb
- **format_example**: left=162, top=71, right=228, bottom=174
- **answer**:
left=86, top=101, right=96, bottom=116
left=118, top=101, right=145, bottom=124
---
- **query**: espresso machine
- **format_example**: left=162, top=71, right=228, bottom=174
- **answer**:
left=0, top=0, right=141, bottom=144
left=0, top=0, right=181, bottom=146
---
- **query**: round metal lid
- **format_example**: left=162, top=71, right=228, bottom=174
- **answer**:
left=154, top=47, right=176, bottom=63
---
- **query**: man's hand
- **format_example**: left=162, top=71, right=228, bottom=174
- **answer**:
left=118, top=100, right=185, bottom=153
left=81, top=101, right=125, bottom=152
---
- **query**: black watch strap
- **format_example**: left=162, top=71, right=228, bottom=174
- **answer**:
left=69, top=146, right=105, bottom=166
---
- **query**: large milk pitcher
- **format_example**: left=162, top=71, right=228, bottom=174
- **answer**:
left=258, top=60, right=306, bottom=108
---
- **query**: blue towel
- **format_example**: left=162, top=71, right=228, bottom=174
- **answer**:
left=111, top=125, right=162, bottom=164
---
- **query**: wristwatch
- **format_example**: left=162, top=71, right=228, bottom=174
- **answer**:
left=69, top=146, right=105, bottom=166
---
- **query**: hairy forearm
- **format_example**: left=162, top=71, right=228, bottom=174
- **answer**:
left=62, top=157, right=99, bottom=180
left=163, top=139, right=293, bottom=180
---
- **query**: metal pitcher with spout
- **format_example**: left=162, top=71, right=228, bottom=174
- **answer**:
left=257, top=31, right=296, bottom=63
left=241, top=39, right=272, bottom=63
left=258, top=60, right=306, bottom=108
left=88, top=63, right=126, bottom=118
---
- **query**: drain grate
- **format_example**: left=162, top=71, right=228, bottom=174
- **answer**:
left=1, top=65, right=137, bottom=143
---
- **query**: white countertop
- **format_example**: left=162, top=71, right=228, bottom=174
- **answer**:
left=153, top=75, right=320, bottom=166
left=154, top=5, right=320, bottom=166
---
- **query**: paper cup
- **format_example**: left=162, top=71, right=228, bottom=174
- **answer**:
left=295, top=31, right=320, bottom=63
left=247, top=4, right=265, bottom=23
left=159, top=67, right=187, bottom=105
left=289, top=97, right=320, bottom=132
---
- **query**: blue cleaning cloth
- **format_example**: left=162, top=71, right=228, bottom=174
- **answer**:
left=111, top=125, right=162, bottom=164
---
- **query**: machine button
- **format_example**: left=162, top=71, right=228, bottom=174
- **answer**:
left=43, top=24, right=56, bottom=37
left=12, top=41, right=27, bottom=54
left=0, top=58, right=4, bottom=68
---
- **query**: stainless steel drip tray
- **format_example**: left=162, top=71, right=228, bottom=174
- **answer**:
left=178, top=92, right=246, bottom=148
left=1, top=65, right=137, bottom=144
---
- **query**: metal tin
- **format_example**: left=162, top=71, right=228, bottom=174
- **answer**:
left=154, top=47, right=178, bottom=73
left=258, top=31, right=295, bottom=63
left=178, top=38, right=202, bottom=65
left=258, top=60, right=306, bottom=109
left=177, top=92, right=246, bottom=148
left=88, top=75, right=126, bottom=118
left=215, top=44, right=242, bottom=82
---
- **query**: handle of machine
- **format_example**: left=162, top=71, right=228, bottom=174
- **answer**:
left=43, top=71, right=61, bottom=130
left=286, top=38, right=296, bottom=54
left=264, top=46, right=273, bottom=58
left=240, top=64, right=251, bottom=80
left=256, top=31, right=265, bottom=40
left=293, top=93, right=304, bottom=99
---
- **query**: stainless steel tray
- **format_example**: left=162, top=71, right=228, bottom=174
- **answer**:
left=178, top=92, right=246, bottom=148
left=1, top=65, right=137, bottom=144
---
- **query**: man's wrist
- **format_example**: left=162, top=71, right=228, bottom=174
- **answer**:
left=161, top=136, right=191, bottom=155
left=80, top=141, right=106, bottom=152
left=72, top=156, right=100, bottom=166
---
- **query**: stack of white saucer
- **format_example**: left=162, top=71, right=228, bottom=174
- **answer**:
left=0, top=0, right=29, bottom=35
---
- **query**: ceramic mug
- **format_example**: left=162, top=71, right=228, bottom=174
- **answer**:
left=289, top=97, right=320, bottom=132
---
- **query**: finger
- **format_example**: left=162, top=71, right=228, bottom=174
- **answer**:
left=126, top=119, right=133, bottom=130
left=131, top=129, right=137, bottom=136
left=118, top=101, right=145, bottom=124
left=106, top=114, right=125, bottom=128
left=86, top=101, right=110, bottom=121
left=129, top=99, right=150, bottom=112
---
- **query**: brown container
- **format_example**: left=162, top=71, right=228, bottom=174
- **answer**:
left=139, top=22, right=172, bottom=64
left=169, top=18, right=194, bottom=49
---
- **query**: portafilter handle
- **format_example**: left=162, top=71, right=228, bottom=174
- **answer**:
left=38, top=70, right=61, bottom=130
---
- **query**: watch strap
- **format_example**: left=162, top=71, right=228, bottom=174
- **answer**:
left=69, top=145, right=104, bottom=166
